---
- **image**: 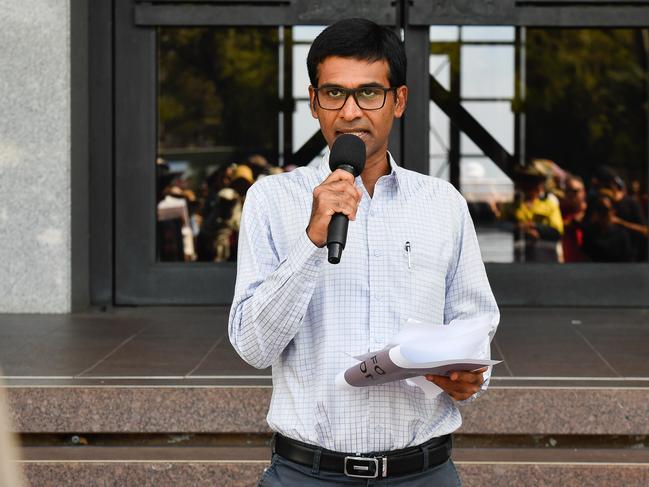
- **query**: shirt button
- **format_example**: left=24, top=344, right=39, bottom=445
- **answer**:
left=370, top=210, right=376, bottom=217
left=374, top=294, right=382, bottom=301
left=373, top=250, right=381, bottom=258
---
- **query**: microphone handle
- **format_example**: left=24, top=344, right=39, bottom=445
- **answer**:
left=327, top=213, right=348, bottom=264
left=326, top=163, right=356, bottom=264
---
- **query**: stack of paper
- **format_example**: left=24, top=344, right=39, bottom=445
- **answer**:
left=335, top=316, right=500, bottom=398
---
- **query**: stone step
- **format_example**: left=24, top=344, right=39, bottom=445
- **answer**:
left=16, top=446, right=649, bottom=486
left=6, top=381, right=649, bottom=435
left=7, top=381, right=649, bottom=485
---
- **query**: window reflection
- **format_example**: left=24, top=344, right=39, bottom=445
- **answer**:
left=155, top=26, right=326, bottom=263
left=460, top=46, right=514, bottom=99
left=429, top=26, right=649, bottom=263
left=156, top=27, right=282, bottom=262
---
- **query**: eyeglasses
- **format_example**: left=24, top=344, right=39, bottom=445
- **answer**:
left=314, top=86, right=397, bottom=111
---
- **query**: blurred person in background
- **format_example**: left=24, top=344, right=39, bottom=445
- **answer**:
left=245, top=154, right=270, bottom=180
left=560, top=174, right=588, bottom=262
left=591, top=166, right=648, bottom=261
left=229, top=163, right=255, bottom=198
left=582, top=194, right=634, bottom=262
left=629, top=179, right=648, bottom=221
left=534, top=158, right=568, bottom=203
left=157, top=176, right=197, bottom=262
left=197, top=163, right=237, bottom=261
left=203, top=187, right=242, bottom=262
left=197, top=163, right=256, bottom=262
left=502, top=159, right=564, bottom=262
left=0, top=373, right=24, bottom=487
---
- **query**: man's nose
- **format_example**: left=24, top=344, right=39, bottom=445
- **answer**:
left=338, top=94, right=363, bottom=120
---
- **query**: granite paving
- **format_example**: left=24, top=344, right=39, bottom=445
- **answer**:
left=1, top=306, right=648, bottom=381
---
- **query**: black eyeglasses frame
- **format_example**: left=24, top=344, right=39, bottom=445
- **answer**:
left=313, top=86, right=398, bottom=111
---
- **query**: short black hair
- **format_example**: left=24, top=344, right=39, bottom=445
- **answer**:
left=306, top=18, right=407, bottom=88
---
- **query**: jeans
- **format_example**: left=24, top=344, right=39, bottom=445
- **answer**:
left=258, top=453, right=462, bottom=486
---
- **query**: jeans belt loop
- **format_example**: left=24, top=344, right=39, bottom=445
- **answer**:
left=420, top=444, right=429, bottom=472
left=311, top=449, right=322, bottom=475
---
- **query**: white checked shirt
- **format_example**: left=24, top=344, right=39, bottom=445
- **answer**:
left=229, top=151, right=500, bottom=453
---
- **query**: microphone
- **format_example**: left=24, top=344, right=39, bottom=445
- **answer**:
left=327, top=134, right=366, bottom=264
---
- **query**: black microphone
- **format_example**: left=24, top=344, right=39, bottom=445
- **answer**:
left=327, top=134, right=366, bottom=264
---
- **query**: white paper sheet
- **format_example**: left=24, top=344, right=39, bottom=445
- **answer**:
left=336, top=315, right=500, bottom=398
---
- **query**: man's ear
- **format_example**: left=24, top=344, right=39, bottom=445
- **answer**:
left=394, top=85, right=408, bottom=119
left=308, top=86, right=319, bottom=119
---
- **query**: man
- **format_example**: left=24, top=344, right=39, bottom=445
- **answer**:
left=560, top=175, right=588, bottom=262
left=229, top=18, right=499, bottom=486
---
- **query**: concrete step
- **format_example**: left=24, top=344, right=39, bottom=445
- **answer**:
left=15, top=446, right=649, bottom=486
left=6, top=381, right=649, bottom=485
left=5, top=380, right=649, bottom=436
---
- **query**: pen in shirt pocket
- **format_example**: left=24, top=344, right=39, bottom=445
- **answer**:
left=405, top=241, right=411, bottom=270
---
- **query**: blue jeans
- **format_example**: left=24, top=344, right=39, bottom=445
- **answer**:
left=258, top=453, right=463, bottom=486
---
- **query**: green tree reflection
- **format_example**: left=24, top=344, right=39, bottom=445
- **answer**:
left=158, top=28, right=279, bottom=161
left=524, top=29, right=648, bottom=183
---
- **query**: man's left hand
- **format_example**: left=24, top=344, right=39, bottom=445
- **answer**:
left=425, top=367, right=488, bottom=401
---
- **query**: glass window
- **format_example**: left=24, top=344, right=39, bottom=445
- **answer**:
left=293, top=100, right=320, bottom=151
left=460, top=101, right=514, bottom=154
left=430, top=102, right=451, bottom=158
left=430, top=26, right=459, bottom=42
left=429, top=26, right=649, bottom=264
left=292, top=25, right=326, bottom=42
left=155, top=26, right=327, bottom=264
left=292, top=44, right=311, bottom=99
left=462, top=26, right=515, bottom=42
left=460, top=46, right=515, bottom=99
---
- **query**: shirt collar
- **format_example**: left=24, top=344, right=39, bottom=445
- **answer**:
left=317, top=148, right=403, bottom=192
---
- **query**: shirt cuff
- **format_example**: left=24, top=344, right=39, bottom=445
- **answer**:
left=286, top=231, right=327, bottom=278
left=456, top=367, right=492, bottom=406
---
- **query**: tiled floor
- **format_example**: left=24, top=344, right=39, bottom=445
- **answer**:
left=1, top=307, right=648, bottom=384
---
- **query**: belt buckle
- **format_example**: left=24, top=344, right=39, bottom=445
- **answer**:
left=344, top=456, right=379, bottom=478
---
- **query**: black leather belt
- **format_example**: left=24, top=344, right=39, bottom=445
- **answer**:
left=273, top=433, right=452, bottom=479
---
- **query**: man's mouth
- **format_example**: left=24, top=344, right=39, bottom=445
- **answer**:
left=335, top=130, right=370, bottom=140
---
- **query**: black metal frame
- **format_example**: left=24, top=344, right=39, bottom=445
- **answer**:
left=89, top=0, right=115, bottom=307
left=409, top=0, right=649, bottom=27
left=88, top=0, right=649, bottom=306
left=71, top=0, right=91, bottom=310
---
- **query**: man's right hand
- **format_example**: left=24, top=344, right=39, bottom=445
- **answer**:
left=306, top=169, right=363, bottom=247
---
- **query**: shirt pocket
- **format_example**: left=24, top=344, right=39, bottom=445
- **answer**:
left=391, top=237, right=449, bottom=322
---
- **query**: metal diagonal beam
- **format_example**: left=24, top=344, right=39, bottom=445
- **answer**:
left=429, top=74, right=514, bottom=174
left=292, top=130, right=327, bottom=167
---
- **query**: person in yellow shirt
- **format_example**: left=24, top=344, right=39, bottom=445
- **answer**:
left=502, top=160, right=564, bottom=262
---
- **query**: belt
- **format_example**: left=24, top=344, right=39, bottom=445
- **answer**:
left=273, top=433, right=452, bottom=479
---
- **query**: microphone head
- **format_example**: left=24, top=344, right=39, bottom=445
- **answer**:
left=329, top=134, right=366, bottom=177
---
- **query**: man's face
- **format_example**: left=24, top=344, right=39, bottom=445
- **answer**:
left=566, top=180, right=585, bottom=202
left=308, top=56, right=407, bottom=168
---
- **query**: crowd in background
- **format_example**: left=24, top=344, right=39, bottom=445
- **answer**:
left=156, top=155, right=648, bottom=264
left=156, top=155, right=291, bottom=262
left=496, top=159, right=648, bottom=263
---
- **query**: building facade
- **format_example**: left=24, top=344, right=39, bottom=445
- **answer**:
left=2, top=0, right=649, bottom=313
